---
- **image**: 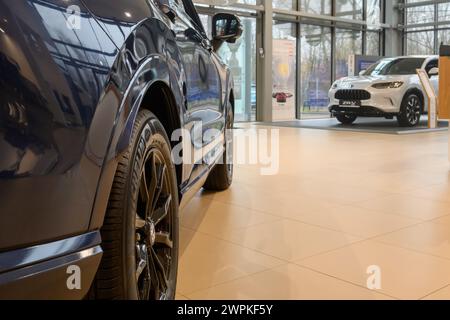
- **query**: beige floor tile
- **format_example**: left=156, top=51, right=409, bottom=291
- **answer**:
left=188, top=264, right=393, bottom=300
left=178, top=228, right=284, bottom=295
left=312, top=170, right=448, bottom=193
left=298, top=240, right=450, bottom=300
left=222, top=219, right=361, bottom=261
left=233, top=171, right=314, bottom=194
left=407, top=184, right=450, bottom=204
left=198, top=181, right=339, bottom=218
left=198, top=181, right=299, bottom=216
left=279, top=181, right=392, bottom=206
left=270, top=195, right=339, bottom=220
left=374, top=222, right=450, bottom=259
left=422, top=286, right=450, bottom=300
left=179, top=126, right=450, bottom=300
left=290, top=205, right=421, bottom=238
left=181, top=197, right=280, bottom=239
left=354, top=194, right=450, bottom=221
left=360, top=143, right=449, bottom=175
left=431, top=215, right=450, bottom=226
left=359, top=171, right=449, bottom=193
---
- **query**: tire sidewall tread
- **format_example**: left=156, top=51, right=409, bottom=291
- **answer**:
left=93, top=110, right=179, bottom=300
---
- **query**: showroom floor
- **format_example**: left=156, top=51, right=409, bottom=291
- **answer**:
left=176, top=125, right=450, bottom=300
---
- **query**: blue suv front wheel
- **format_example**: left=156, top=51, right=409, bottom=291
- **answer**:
left=91, top=110, right=179, bottom=300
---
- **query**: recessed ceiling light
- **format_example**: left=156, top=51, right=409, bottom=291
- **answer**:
left=124, top=12, right=132, bottom=18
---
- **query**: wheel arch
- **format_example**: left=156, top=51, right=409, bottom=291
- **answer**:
left=139, top=80, right=184, bottom=195
left=403, top=88, right=426, bottom=113
left=88, top=18, right=186, bottom=230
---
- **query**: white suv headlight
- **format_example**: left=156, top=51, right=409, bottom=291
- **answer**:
left=331, top=82, right=339, bottom=89
left=372, top=81, right=404, bottom=89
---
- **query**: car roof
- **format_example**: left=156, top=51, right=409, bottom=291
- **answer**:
left=389, top=55, right=439, bottom=60
left=378, top=55, right=439, bottom=68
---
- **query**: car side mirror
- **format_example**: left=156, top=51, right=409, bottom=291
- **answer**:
left=212, top=13, right=243, bottom=50
left=428, top=67, right=439, bottom=77
left=359, top=70, right=366, bottom=76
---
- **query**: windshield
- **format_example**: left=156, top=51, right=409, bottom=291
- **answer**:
left=364, top=58, right=426, bottom=76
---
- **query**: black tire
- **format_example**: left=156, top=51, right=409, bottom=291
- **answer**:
left=93, top=110, right=179, bottom=300
left=203, top=108, right=234, bottom=191
left=336, top=114, right=357, bottom=125
left=397, top=93, right=422, bottom=127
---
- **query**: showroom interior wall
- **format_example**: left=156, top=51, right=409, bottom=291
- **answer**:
left=195, top=0, right=409, bottom=122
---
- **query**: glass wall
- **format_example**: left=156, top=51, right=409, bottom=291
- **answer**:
left=273, top=22, right=298, bottom=121
left=404, top=0, right=450, bottom=55
left=439, top=2, right=450, bottom=22
left=407, top=31, right=435, bottom=55
left=336, top=0, right=364, bottom=20
left=366, top=31, right=381, bottom=55
left=195, top=0, right=386, bottom=122
left=300, top=25, right=332, bottom=118
left=219, top=18, right=257, bottom=122
left=366, top=0, right=382, bottom=56
left=199, top=14, right=257, bottom=122
left=271, top=0, right=383, bottom=119
left=273, top=0, right=298, bottom=10
left=439, top=29, right=450, bottom=48
left=437, top=1, right=450, bottom=49
left=335, top=29, right=363, bottom=79
left=300, top=0, right=332, bottom=15
left=367, top=0, right=382, bottom=26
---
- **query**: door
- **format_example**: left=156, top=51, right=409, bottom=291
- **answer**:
left=170, top=0, right=223, bottom=184
left=0, top=0, right=114, bottom=249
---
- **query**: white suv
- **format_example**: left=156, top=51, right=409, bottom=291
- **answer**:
left=328, top=56, right=439, bottom=127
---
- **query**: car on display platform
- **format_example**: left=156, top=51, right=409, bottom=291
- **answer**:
left=329, top=55, right=439, bottom=127
left=0, top=0, right=241, bottom=300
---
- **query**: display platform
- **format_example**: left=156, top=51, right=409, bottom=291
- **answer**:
left=255, top=117, right=449, bottom=135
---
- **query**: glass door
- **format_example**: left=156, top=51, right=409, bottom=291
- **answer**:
left=272, top=21, right=298, bottom=121
left=299, top=24, right=332, bottom=119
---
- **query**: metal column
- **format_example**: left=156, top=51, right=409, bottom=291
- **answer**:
left=256, top=0, right=273, bottom=122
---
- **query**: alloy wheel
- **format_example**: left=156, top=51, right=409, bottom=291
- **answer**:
left=406, top=96, right=421, bottom=125
left=135, top=148, right=175, bottom=300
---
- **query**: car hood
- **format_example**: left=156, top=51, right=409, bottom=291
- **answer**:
left=336, top=75, right=412, bottom=87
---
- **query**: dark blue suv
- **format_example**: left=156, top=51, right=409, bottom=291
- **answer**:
left=0, top=0, right=241, bottom=300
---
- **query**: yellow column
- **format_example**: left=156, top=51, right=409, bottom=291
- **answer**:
left=439, top=46, right=450, bottom=120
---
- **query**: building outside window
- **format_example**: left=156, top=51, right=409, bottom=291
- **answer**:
left=404, top=0, right=450, bottom=55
